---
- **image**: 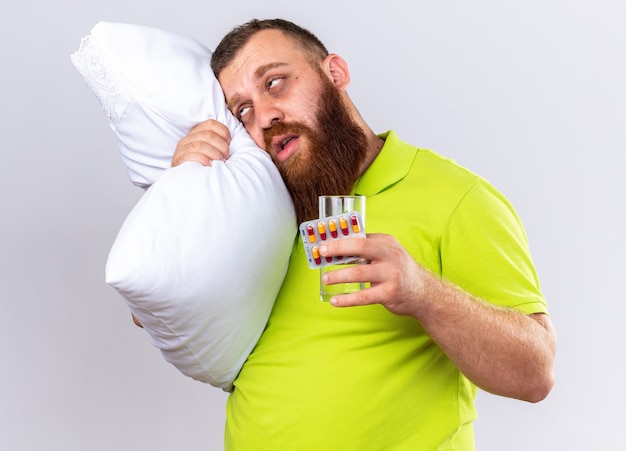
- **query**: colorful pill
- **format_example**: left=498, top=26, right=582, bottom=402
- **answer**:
left=351, top=214, right=361, bottom=233
left=328, top=219, right=338, bottom=238
left=317, top=222, right=327, bottom=240
left=306, top=225, right=317, bottom=243
left=312, top=246, right=321, bottom=265
left=339, top=216, right=349, bottom=235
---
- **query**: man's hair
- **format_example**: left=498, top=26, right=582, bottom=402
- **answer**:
left=211, top=18, right=329, bottom=77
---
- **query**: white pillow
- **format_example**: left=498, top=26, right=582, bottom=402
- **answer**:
left=71, top=22, right=296, bottom=391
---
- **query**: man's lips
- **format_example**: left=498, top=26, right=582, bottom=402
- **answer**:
left=272, top=135, right=300, bottom=163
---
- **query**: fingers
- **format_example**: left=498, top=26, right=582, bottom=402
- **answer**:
left=324, top=261, right=405, bottom=310
left=321, top=260, right=377, bottom=286
left=172, top=119, right=231, bottom=167
left=329, top=285, right=385, bottom=307
left=172, top=139, right=227, bottom=167
left=319, top=240, right=386, bottom=308
left=318, top=233, right=393, bottom=262
left=318, top=234, right=422, bottom=313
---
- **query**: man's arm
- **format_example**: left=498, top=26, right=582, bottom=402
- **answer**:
left=319, top=234, right=556, bottom=402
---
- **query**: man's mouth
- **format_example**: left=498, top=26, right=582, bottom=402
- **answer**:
left=280, top=136, right=294, bottom=150
left=272, top=135, right=300, bottom=163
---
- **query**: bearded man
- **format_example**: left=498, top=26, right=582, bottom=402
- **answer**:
left=172, top=18, right=556, bottom=451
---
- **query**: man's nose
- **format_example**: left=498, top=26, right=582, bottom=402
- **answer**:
left=255, top=98, right=284, bottom=130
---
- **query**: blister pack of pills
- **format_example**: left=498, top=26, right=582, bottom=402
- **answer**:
left=299, top=211, right=366, bottom=269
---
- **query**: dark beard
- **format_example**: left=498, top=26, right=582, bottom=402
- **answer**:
left=263, top=75, right=368, bottom=223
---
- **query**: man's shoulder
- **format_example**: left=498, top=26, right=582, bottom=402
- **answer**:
left=378, top=130, right=480, bottom=184
left=414, top=148, right=476, bottom=178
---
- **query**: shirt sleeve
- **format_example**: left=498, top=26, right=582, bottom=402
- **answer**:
left=440, top=178, right=548, bottom=315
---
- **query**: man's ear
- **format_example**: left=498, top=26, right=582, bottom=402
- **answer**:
left=322, top=54, right=351, bottom=91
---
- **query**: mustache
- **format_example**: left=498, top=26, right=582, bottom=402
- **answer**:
left=263, top=122, right=313, bottom=153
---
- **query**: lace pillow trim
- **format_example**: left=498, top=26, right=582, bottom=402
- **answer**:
left=70, top=32, right=131, bottom=129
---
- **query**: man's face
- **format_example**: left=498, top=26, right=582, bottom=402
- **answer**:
left=219, top=29, right=367, bottom=222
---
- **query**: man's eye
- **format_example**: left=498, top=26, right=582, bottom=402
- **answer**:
left=267, top=77, right=283, bottom=89
left=237, top=105, right=251, bottom=120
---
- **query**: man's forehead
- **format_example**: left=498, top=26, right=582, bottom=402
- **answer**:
left=234, top=30, right=304, bottom=67
left=219, top=31, right=306, bottom=99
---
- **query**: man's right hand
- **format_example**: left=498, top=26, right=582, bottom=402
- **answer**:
left=172, top=119, right=231, bottom=167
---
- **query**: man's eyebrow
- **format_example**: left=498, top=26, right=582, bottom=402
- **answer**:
left=255, top=62, right=288, bottom=78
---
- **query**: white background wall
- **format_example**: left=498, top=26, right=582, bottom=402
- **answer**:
left=1, top=0, right=624, bottom=449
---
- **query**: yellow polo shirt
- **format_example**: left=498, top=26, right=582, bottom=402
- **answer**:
left=225, top=131, right=547, bottom=450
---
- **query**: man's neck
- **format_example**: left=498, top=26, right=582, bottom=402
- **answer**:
left=358, top=133, right=385, bottom=177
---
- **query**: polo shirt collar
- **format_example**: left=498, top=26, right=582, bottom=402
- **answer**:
left=353, top=130, right=418, bottom=196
